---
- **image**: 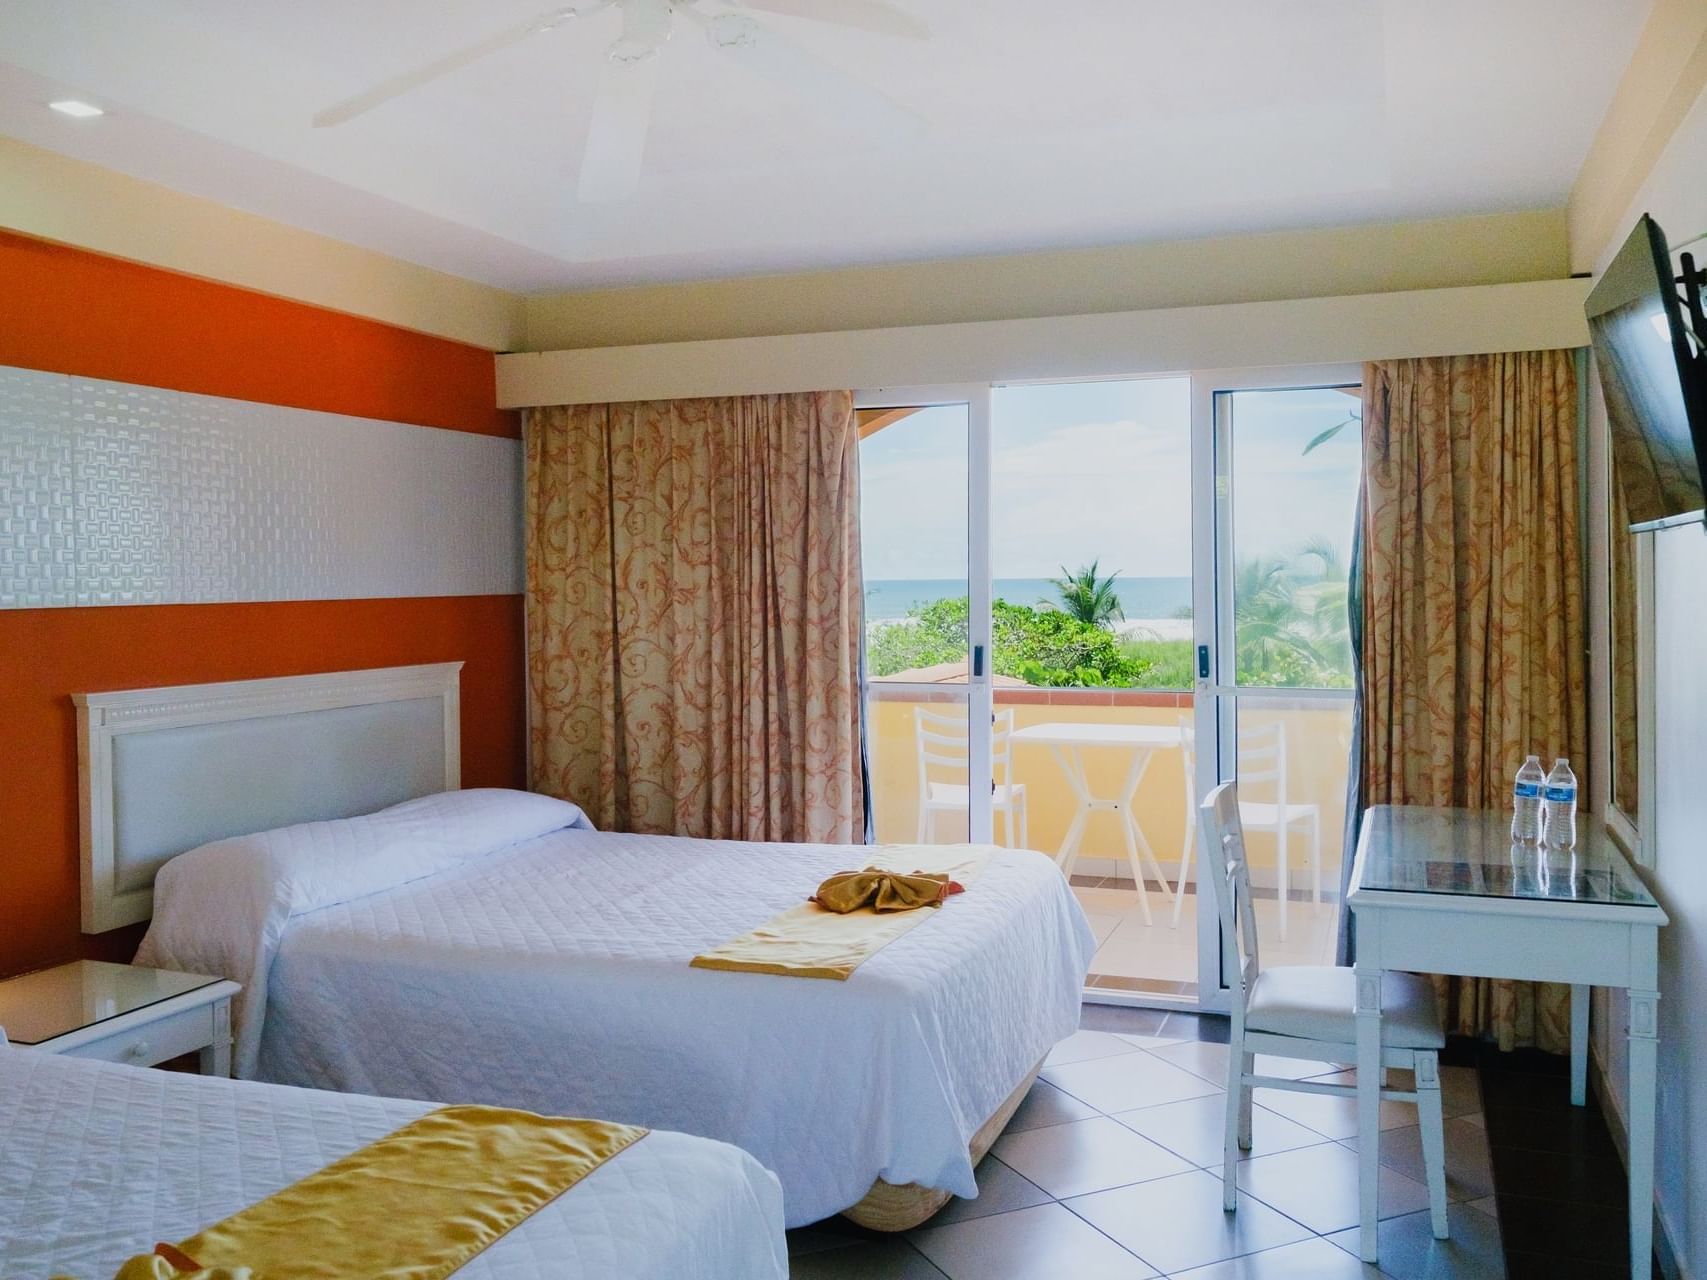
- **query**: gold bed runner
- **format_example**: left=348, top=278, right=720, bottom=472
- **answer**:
left=88, top=1106, right=648, bottom=1280
left=691, top=845, right=990, bottom=980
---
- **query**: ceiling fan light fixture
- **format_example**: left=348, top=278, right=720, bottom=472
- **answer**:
left=536, top=0, right=614, bottom=34
left=609, top=37, right=667, bottom=63
left=611, top=0, right=675, bottom=57
left=308, top=0, right=925, bottom=202
left=707, top=13, right=761, bottom=49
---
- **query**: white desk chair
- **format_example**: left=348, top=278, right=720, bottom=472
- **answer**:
left=914, top=707, right=1029, bottom=848
left=1175, top=718, right=1322, bottom=940
left=1200, top=782, right=1449, bottom=1239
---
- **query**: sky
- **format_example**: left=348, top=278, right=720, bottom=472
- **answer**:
left=858, top=377, right=1362, bottom=583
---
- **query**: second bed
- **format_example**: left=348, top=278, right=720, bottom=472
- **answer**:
left=139, top=788, right=1097, bottom=1228
left=0, top=1041, right=786, bottom=1280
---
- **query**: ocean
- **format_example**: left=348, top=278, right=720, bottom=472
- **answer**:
left=864, top=577, right=1193, bottom=622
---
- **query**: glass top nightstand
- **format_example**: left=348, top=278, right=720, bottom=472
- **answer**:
left=0, top=960, right=239, bottom=1074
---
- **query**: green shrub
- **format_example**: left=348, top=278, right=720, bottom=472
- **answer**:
left=866, top=596, right=969, bottom=675
left=991, top=600, right=1150, bottom=686
left=866, top=536, right=1356, bottom=692
left=1118, top=637, right=1195, bottom=688
left=867, top=596, right=1155, bottom=688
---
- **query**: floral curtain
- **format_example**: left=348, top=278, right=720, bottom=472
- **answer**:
left=1360, top=350, right=1586, bottom=1052
left=525, top=391, right=865, bottom=843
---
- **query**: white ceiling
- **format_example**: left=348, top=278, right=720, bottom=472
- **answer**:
left=0, top=0, right=1651, bottom=292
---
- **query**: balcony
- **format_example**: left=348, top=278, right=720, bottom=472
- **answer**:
left=867, top=683, right=1350, bottom=999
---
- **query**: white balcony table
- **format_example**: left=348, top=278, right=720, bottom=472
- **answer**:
left=1008, top=721, right=1183, bottom=921
left=1347, top=805, right=1666, bottom=1271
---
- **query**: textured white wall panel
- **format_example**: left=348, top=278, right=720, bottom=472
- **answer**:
left=0, top=365, right=520, bottom=609
left=0, top=366, right=74, bottom=607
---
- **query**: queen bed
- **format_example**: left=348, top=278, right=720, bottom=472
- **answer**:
left=80, top=665, right=1096, bottom=1230
left=0, top=1043, right=787, bottom=1280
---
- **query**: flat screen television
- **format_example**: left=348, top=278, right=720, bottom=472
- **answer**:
left=1585, top=213, right=1707, bottom=531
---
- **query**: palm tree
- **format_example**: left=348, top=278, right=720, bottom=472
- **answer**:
left=1301, top=411, right=1360, bottom=455
left=1233, top=556, right=1321, bottom=680
left=1231, top=540, right=1354, bottom=686
left=1294, top=537, right=1352, bottom=677
left=1046, top=561, right=1124, bottom=628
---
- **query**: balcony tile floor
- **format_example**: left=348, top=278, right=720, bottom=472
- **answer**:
left=1073, top=879, right=1341, bottom=995
left=788, top=1008, right=1507, bottom=1279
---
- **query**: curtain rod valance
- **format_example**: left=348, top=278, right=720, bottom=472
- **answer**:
left=496, top=279, right=1591, bottom=409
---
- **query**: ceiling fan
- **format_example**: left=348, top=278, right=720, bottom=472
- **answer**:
left=312, top=0, right=928, bottom=203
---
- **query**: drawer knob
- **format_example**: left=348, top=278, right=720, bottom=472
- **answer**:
left=125, top=1041, right=150, bottom=1061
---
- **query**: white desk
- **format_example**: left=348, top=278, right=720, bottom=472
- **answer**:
left=1347, top=806, right=1666, bottom=1272
left=1009, top=721, right=1183, bottom=922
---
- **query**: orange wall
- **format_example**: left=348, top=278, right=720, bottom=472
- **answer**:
left=0, top=230, right=524, bottom=978
left=0, top=230, right=513, bottom=435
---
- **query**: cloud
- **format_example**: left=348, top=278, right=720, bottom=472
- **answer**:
left=858, top=391, right=1361, bottom=583
left=990, top=418, right=1192, bottom=576
left=863, top=416, right=1195, bottom=578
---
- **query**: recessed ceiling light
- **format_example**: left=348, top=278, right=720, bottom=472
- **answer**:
left=49, top=100, right=104, bottom=119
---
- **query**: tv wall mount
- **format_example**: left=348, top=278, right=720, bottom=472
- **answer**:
left=1676, top=251, right=1707, bottom=355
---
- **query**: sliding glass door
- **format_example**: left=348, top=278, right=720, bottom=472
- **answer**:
left=857, top=367, right=1362, bottom=1009
left=989, top=380, right=1198, bottom=999
left=1190, top=368, right=1362, bottom=1007
left=859, top=391, right=992, bottom=847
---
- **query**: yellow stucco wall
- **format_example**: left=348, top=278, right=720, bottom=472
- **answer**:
left=868, top=692, right=1351, bottom=890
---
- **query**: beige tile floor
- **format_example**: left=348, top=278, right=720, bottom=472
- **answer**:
left=1074, top=882, right=1341, bottom=995
left=787, top=1014, right=1506, bottom=1280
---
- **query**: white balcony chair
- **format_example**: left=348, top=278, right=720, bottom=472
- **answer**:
left=1200, top=781, right=1449, bottom=1239
left=914, top=706, right=1029, bottom=848
left=1175, top=718, right=1322, bottom=941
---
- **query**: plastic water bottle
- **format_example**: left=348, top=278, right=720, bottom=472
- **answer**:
left=1511, top=755, right=1544, bottom=843
left=1543, top=758, right=1578, bottom=849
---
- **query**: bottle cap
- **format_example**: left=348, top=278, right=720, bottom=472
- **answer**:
left=1525, top=754, right=1539, bottom=762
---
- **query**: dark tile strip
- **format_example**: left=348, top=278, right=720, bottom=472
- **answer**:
left=1475, top=1041, right=1659, bottom=1278
left=1074, top=1002, right=1171, bottom=1037
left=1072, top=1003, right=1231, bottom=1044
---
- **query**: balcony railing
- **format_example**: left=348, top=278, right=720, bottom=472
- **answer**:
left=867, top=683, right=1351, bottom=991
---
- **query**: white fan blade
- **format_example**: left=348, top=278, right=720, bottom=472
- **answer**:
left=737, top=0, right=928, bottom=40
left=694, top=12, right=922, bottom=139
left=578, top=52, right=661, bottom=203
left=314, top=5, right=605, bottom=128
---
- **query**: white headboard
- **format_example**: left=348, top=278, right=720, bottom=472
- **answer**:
left=75, top=663, right=462, bottom=933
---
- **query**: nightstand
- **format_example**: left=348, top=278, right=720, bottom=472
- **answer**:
left=0, top=960, right=240, bottom=1075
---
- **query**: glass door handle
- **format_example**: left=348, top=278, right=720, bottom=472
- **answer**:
left=1197, top=645, right=1211, bottom=680
left=973, top=645, right=985, bottom=678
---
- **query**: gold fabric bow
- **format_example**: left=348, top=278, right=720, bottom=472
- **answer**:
left=71, top=1244, right=253, bottom=1280
left=812, top=868, right=965, bottom=914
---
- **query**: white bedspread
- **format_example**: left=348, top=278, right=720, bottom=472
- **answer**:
left=137, top=788, right=594, bottom=1077
left=0, top=1047, right=786, bottom=1280
left=140, top=791, right=1096, bottom=1226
